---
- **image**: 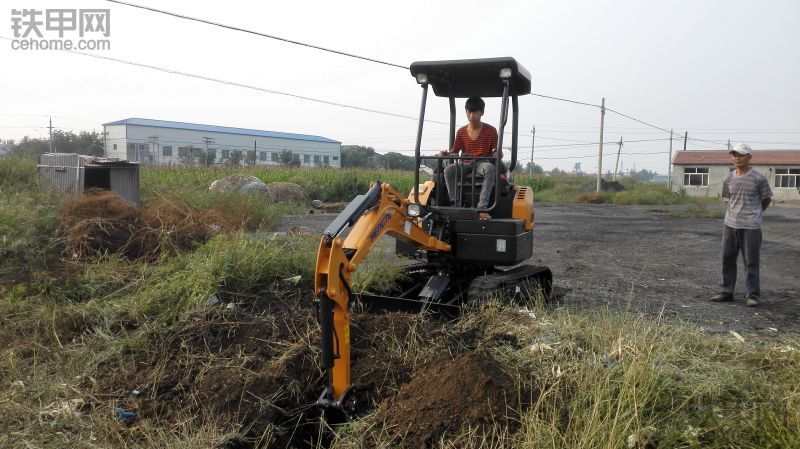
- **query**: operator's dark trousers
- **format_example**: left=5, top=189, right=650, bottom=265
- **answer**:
left=719, top=225, right=762, bottom=299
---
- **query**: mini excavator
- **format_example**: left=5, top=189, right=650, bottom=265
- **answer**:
left=313, top=57, right=552, bottom=419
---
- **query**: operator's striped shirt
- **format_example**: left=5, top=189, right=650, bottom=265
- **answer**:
left=721, top=169, right=772, bottom=229
left=449, top=123, right=498, bottom=159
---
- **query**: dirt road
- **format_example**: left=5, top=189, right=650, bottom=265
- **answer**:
left=284, top=203, right=799, bottom=335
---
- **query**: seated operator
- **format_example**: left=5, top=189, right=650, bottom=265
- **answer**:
left=438, top=96, right=499, bottom=220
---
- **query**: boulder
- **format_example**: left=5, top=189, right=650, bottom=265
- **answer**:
left=209, top=175, right=264, bottom=192
left=267, top=182, right=309, bottom=204
left=209, top=175, right=272, bottom=200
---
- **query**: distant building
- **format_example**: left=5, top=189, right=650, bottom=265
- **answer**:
left=0, top=142, right=13, bottom=156
left=672, top=150, right=800, bottom=201
left=102, top=118, right=341, bottom=168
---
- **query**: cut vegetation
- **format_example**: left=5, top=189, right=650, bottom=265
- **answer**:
left=1, top=156, right=797, bottom=448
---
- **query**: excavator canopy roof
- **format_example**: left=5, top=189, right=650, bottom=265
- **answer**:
left=409, top=57, right=531, bottom=98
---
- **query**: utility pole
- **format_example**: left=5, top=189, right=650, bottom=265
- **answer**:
left=253, top=140, right=257, bottom=166
left=727, top=139, right=732, bottom=150
left=596, top=98, right=606, bottom=192
left=612, top=137, right=623, bottom=181
left=202, top=137, right=214, bottom=166
left=48, top=116, right=53, bottom=152
left=668, top=130, right=674, bottom=192
left=683, top=131, right=688, bottom=151
left=530, top=125, right=535, bottom=176
left=102, top=125, right=108, bottom=156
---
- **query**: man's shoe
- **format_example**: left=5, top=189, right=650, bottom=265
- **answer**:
left=746, top=297, right=760, bottom=307
left=710, top=293, right=733, bottom=302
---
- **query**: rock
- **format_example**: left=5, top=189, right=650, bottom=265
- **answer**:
left=209, top=175, right=272, bottom=200
left=209, top=175, right=263, bottom=192
left=241, top=181, right=270, bottom=193
left=267, top=182, right=309, bottom=204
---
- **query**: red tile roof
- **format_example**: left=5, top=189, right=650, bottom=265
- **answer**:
left=673, top=150, right=800, bottom=165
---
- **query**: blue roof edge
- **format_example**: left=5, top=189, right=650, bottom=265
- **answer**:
left=102, top=118, right=340, bottom=144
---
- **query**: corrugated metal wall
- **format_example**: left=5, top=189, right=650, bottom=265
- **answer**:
left=37, top=153, right=84, bottom=196
left=108, top=166, right=141, bottom=206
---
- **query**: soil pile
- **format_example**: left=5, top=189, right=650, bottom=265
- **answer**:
left=373, top=350, right=520, bottom=448
left=59, top=188, right=142, bottom=258
left=267, top=182, right=308, bottom=204
left=579, top=178, right=625, bottom=193
left=59, top=190, right=236, bottom=260
left=97, top=287, right=324, bottom=448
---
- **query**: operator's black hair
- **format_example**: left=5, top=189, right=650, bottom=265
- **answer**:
left=465, top=97, right=485, bottom=113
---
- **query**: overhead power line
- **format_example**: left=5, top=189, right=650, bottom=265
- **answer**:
left=101, top=2, right=699, bottom=144
left=604, top=107, right=672, bottom=134
left=0, top=36, right=447, bottom=126
left=529, top=93, right=600, bottom=108
left=105, top=0, right=409, bottom=70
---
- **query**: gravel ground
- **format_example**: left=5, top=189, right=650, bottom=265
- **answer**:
left=282, top=203, right=800, bottom=336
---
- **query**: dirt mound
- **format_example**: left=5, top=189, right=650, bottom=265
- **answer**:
left=58, top=188, right=142, bottom=258
left=580, top=179, right=625, bottom=193
left=577, top=191, right=606, bottom=204
left=96, top=287, right=325, bottom=448
left=373, top=349, right=520, bottom=448
left=267, top=182, right=308, bottom=204
left=59, top=190, right=236, bottom=260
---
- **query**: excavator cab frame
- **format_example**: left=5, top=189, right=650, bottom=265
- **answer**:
left=313, top=58, right=550, bottom=421
left=409, top=57, right=531, bottom=216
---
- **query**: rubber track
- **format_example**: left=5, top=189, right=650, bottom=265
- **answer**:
left=467, top=264, right=552, bottom=303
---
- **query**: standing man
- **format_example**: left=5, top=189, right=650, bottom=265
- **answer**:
left=710, top=143, right=772, bottom=307
left=439, top=97, right=499, bottom=220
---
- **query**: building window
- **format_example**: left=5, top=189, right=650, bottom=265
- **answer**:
left=271, top=152, right=279, bottom=162
left=162, top=146, right=172, bottom=157
left=683, top=167, right=709, bottom=186
left=323, top=155, right=329, bottom=163
left=221, top=149, right=230, bottom=159
left=113, top=144, right=117, bottom=150
left=314, top=155, right=321, bottom=163
left=259, top=151, right=267, bottom=161
left=303, top=154, right=310, bottom=164
left=332, top=156, right=339, bottom=161
left=774, top=168, right=800, bottom=188
left=128, top=143, right=136, bottom=151
left=232, top=150, right=242, bottom=160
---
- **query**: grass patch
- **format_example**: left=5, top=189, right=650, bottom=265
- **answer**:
left=334, top=303, right=800, bottom=448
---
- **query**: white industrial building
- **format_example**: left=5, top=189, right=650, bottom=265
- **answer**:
left=102, top=118, right=341, bottom=168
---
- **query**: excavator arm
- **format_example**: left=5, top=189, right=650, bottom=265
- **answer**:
left=313, top=181, right=450, bottom=418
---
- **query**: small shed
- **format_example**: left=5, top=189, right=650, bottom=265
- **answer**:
left=37, top=153, right=141, bottom=206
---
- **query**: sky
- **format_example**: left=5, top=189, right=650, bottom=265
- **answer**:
left=2, top=0, right=799, bottom=174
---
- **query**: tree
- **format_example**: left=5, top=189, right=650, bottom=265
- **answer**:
left=50, top=130, right=104, bottom=156
left=11, top=130, right=103, bottom=156
left=551, top=167, right=564, bottom=175
left=341, top=145, right=377, bottom=168
left=279, top=149, right=301, bottom=167
left=375, top=151, right=415, bottom=170
left=11, top=136, right=49, bottom=155
left=524, top=162, right=544, bottom=174
left=629, top=168, right=657, bottom=182
left=230, top=150, right=243, bottom=166
left=178, top=145, right=195, bottom=165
